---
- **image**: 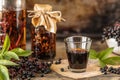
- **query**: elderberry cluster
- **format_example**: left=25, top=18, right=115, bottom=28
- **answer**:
left=102, top=21, right=120, bottom=46
left=8, top=57, right=52, bottom=80
left=100, top=66, right=120, bottom=75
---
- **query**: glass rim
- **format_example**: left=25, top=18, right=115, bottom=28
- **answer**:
left=64, top=36, right=92, bottom=43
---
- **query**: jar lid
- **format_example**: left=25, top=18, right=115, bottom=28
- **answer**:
left=34, top=4, right=52, bottom=12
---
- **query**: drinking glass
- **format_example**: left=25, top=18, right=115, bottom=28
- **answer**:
left=64, top=36, right=92, bottom=72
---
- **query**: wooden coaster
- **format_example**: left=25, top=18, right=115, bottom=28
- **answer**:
left=51, top=59, right=102, bottom=79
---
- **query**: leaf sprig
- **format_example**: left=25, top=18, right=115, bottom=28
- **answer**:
left=0, top=34, right=32, bottom=80
left=89, top=48, right=120, bottom=68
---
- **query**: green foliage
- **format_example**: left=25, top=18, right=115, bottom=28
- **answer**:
left=102, top=56, right=120, bottom=65
left=89, top=49, right=97, bottom=59
left=11, top=48, right=32, bottom=57
left=1, top=34, right=10, bottom=55
left=0, top=34, right=32, bottom=80
left=98, top=59, right=106, bottom=67
left=89, top=47, right=120, bottom=68
left=0, top=60, right=18, bottom=66
left=97, top=48, right=114, bottom=60
left=0, top=65, right=9, bottom=80
left=4, top=51, right=20, bottom=60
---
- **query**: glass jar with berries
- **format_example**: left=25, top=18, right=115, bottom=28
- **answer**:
left=102, top=20, right=120, bottom=54
left=28, top=4, right=64, bottom=60
left=0, top=0, right=26, bottom=50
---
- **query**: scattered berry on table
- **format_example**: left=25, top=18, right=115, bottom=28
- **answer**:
left=100, top=66, right=120, bottom=75
left=40, top=73, right=44, bottom=77
left=55, top=60, right=61, bottom=64
left=60, top=68, right=65, bottom=72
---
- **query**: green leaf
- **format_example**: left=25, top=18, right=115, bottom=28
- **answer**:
left=102, top=56, right=120, bottom=65
left=0, top=72, right=4, bottom=80
left=1, top=34, right=10, bottom=54
left=89, top=49, right=98, bottom=59
left=0, top=65, right=9, bottom=80
left=0, top=60, right=18, bottom=66
left=17, top=50, right=32, bottom=57
left=99, top=59, right=106, bottom=68
left=0, top=51, right=2, bottom=59
left=0, top=54, right=3, bottom=59
left=0, top=50, right=2, bottom=53
left=97, top=48, right=113, bottom=60
left=11, top=48, right=32, bottom=57
left=11, top=48, right=24, bottom=53
left=4, top=51, right=19, bottom=60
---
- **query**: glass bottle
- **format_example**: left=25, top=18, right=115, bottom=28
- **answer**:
left=0, top=0, right=26, bottom=49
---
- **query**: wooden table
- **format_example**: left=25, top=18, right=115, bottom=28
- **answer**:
left=26, top=39, right=120, bottom=80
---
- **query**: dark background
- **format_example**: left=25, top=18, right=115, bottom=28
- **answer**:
left=26, top=0, right=120, bottom=40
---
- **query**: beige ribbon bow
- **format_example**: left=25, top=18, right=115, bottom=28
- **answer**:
left=28, top=5, right=65, bottom=33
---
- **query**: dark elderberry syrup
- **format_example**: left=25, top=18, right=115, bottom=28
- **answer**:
left=67, top=48, right=89, bottom=70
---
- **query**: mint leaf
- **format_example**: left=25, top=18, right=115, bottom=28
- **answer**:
left=0, top=54, right=3, bottom=59
left=102, top=56, right=120, bottom=65
left=0, top=65, right=9, bottom=80
left=0, top=60, right=18, bottom=66
left=0, top=72, right=4, bottom=80
left=89, top=49, right=98, bottom=59
left=16, top=50, right=32, bottom=57
left=99, top=59, right=106, bottom=68
left=11, top=48, right=32, bottom=57
left=0, top=34, right=33, bottom=80
left=1, top=34, right=10, bottom=54
left=4, top=51, right=19, bottom=60
left=97, top=48, right=113, bottom=60
left=11, top=48, right=24, bottom=53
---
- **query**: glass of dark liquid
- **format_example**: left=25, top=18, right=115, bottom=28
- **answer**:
left=64, top=36, right=92, bottom=72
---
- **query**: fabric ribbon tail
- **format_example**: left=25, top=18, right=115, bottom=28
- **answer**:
left=47, top=16, right=57, bottom=33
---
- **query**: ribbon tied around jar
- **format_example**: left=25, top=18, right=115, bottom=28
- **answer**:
left=28, top=4, right=65, bottom=33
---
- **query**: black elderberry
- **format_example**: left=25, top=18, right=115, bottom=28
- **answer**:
left=111, top=69, right=116, bottom=74
left=44, top=70, right=48, bottom=74
left=40, top=73, right=44, bottom=77
left=8, top=57, right=53, bottom=79
left=45, top=68, right=51, bottom=73
left=100, top=66, right=108, bottom=74
left=100, top=66, right=120, bottom=75
left=21, top=75, right=26, bottom=79
left=102, top=21, right=120, bottom=46
left=58, top=58, right=62, bottom=61
left=41, top=68, right=45, bottom=73
left=27, top=77, right=31, bottom=80
left=47, top=61, right=52, bottom=67
left=60, top=68, right=64, bottom=72
left=55, top=60, right=61, bottom=64
left=108, top=66, right=113, bottom=72
left=103, top=72, right=107, bottom=75
left=115, top=71, right=120, bottom=74
left=22, top=71, right=27, bottom=75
